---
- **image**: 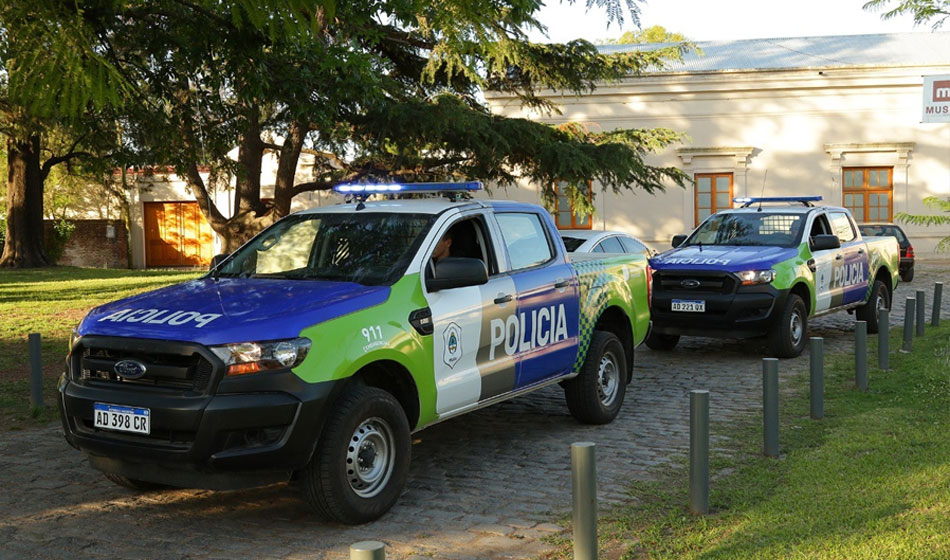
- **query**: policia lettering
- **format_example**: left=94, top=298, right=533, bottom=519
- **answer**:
left=98, top=308, right=222, bottom=328
left=489, top=303, right=569, bottom=360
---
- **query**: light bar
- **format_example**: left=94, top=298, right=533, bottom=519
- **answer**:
left=333, top=181, right=483, bottom=194
left=734, top=196, right=822, bottom=207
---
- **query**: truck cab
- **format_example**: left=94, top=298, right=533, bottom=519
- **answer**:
left=648, top=196, right=900, bottom=358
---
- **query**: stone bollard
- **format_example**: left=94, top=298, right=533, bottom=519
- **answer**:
left=916, top=290, right=926, bottom=337
left=350, top=541, right=385, bottom=560
left=855, top=321, right=868, bottom=392
left=933, top=282, right=943, bottom=327
left=29, top=333, right=43, bottom=408
left=809, top=337, right=823, bottom=419
left=901, top=297, right=915, bottom=353
left=878, top=308, right=889, bottom=370
left=762, top=358, right=779, bottom=457
left=571, top=442, right=597, bottom=560
left=689, top=390, right=709, bottom=515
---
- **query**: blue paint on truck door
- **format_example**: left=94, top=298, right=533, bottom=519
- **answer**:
left=828, top=211, right=870, bottom=305
left=494, top=212, right=579, bottom=389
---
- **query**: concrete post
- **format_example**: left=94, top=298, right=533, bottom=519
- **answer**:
left=901, top=297, right=915, bottom=353
left=809, top=337, right=823, bottom=420
left=878, top=308, right=889, bottom=370
left=29, top=333, right=43, bottom=408
left=571, top=442, right=597, bottom=560
left=933, top=282, right=943, bottom=327
left=855, top=321, right=868, bottom=392
left=689, top=390, right=709, bottom=515
left=916, top=290, right=926, bottom=337
left=762, top=358, right=779, bottom=457
left=350, top=541, right=385, bottom=560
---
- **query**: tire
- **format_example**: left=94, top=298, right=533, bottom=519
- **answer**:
left=900, top=266, right=914, bottom=282
left=644, top=329, right=680, bottom=351
left=769, top=294, right=808, bottom=358
left=564, top=331, right=627, bottom=425
left=103, top=472, right=167, bottom=491
left=855, top=279, right=890, bottom=334
left=301, top=386, right=410, bottom=524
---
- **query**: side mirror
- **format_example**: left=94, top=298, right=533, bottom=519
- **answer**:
left=672, top=234, right=688, bottom=248
left=810, top=234, right=841, bottom=251
left=427, top=257, right=488, bottom=292
left=210, top=253, right=230, bottom=271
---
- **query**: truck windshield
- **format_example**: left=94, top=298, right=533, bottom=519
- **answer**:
left=687, top=212, right=804, bottom=248
left=214, top=212, right=436, bottom=285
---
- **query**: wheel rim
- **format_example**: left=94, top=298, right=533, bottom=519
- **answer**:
left=346, top=417, right=395, bottom=499
left=875, top=291, right=887, bottom=312
left=597, top=350, right=621, bottom=407
left=790, top=309, right=804, bottom=346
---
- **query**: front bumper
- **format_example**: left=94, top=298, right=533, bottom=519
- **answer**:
left=58, top=336, right=342, bottom=489
left=650, top=271, right=788, bottom=338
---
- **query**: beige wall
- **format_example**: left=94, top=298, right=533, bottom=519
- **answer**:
left=486, top=64, right=950, bottom=256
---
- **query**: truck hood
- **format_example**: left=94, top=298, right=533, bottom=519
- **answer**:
left=78, top=277, right=391, bottom=346
left=650, top=245, right=800, bottom=272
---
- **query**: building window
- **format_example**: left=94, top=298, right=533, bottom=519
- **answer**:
left=842, top=167, right=892, bottom=222
left=554, top=180, right=593, bottom=230
left=695, top=173, right=733, bottom=226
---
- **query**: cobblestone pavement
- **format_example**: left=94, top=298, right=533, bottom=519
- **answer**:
left=2, top=264, right=948, bottom=560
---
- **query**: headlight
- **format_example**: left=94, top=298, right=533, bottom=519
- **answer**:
left=211, top=337, right=311, bottom=376
left=736, top=269, right=775, bottom=286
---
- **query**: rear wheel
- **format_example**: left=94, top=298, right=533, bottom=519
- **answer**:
left=302, top=386, right=410, bottom=524
left=856, top=279, right=889, bottom=334
left=564, top=331, right=627, bottom=425
left=644, top=329, right=680, bottom=351
left=769, top=294, right=807, bottom=358
left=900, top=266, right=914, bottom=282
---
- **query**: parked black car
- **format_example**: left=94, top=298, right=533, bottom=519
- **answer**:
left=857, top=223, right=915, bottom=282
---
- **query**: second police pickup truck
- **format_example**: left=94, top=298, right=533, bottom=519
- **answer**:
left=647, top=197, right=900, bottom=358
left=58, top=182, right=650, bottom=524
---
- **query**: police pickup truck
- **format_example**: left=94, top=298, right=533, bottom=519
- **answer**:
left=647, top=197, right=900, bottom=358
left=59, top=182, right=650, bottom=524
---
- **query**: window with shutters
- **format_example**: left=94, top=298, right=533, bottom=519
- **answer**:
left=694, top=173, right=733, bottom=226
left=842, top=167, right=892, bottom=222
left=553, top=180, right=593, bottom=230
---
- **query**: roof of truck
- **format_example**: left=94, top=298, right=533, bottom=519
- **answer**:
left=295, top=198, right=545, bottom=215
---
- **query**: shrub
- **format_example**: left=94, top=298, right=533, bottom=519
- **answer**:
left=45, top=219, right=77, bottom=264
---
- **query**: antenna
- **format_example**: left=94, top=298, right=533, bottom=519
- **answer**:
left=757, top=170, right=768, bottom=212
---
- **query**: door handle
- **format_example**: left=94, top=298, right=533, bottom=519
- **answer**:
left=494, top=294, right=513, bottom=305
left=835, top=254, right=843, bottom=261
left=554, top=279, right=570, bottom=289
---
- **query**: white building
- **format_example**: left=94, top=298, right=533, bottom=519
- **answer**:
left=126, top=32, right=950, bottom=267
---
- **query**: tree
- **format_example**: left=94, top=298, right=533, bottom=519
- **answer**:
left=863, top=0, right=949, bottom=29
left=896, top=197, right=950, bottom=252
left=7, top=1, right=691, bottom=255
left=606, top=25, right=688, bottom=44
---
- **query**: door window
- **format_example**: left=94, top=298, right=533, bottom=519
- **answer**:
left=496, top=213, right=554, bottom=270
left=596, top=236, right=625, bottom=253
left=829, top=212, right=857, bottom=243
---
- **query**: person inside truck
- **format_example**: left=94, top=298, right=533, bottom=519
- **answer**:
left=427, top=228, right=454, bottom=279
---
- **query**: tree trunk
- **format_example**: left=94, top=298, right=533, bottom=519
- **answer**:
left=0, top=135, right=51, bottom=268
left=273, top=119, right=306, bottom=218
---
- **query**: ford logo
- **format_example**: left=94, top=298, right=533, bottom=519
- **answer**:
left=680, top=279, right=701, bottom=289
left=114, top=359, right=147, bottom=380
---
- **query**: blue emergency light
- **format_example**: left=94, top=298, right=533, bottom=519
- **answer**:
left=734, top=196, right=822, bottom=208
left=334, top=181, right=483, bottom=194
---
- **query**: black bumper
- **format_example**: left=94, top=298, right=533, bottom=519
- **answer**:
left=58, top=336, right=342, bottom=490
left=651, top=272, right=788, bottom=338
left=899, top=257, right=914, bottom=273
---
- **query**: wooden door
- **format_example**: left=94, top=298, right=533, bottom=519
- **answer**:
left=144, top=202, right=214, bottom=267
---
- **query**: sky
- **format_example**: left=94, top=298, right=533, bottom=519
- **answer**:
left=530, top=0, right=927, bottom=43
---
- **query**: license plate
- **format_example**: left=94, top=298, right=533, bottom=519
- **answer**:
left=672, top=299, right=705, bottom=312
left=93, top=403, right=150, bottom=434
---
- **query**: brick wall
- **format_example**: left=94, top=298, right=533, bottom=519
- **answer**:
left=43, top=220, right=129, bottom=268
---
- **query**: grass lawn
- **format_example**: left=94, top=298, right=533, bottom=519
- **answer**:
left=544, top=323, right=950, bottom=559
left=0, top=267, right=200, bottom=431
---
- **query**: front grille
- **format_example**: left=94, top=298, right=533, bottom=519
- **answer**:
left=74, top=337, right=219, bottom=393
left=654, top=271, right=737, bottom=295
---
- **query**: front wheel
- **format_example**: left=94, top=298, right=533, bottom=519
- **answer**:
left=301, top=386, right=411, bottom=524
left=564, top=331, right=627, bottom=425
left=855, top=279, right=890, bottom=333
left=769, top=294, right=807, bottom=358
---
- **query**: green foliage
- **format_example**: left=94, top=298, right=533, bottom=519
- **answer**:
left=44, top=219, right=77, bottom=264
left=896, top=196, right=950, bottom=251
left=863, top=0, right=949, bottom=29
left=607, top=24, right=689, bottom=44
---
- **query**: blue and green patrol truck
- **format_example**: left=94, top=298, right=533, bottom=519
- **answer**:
left=59, top=183, right=650, bottom=524
left=647, top=197, right=901, bottom=358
